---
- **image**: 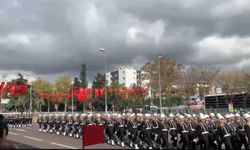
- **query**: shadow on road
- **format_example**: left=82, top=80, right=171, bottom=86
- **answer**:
left=5, top=139, right=39, bottom=149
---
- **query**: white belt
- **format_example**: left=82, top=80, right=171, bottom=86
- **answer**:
left=202, top=131, right=209, bottom=134
left=108, top=125, right=114, bottom=126
left=170, top=128, right=176, bottom=130
left=182, top=131, right=189, bottom=133
left=213, top=129, right=217, bottom=132
left=119, top=125, right=124, bottom=127
left=191, top=129, right=196, bottom=131
left=146, top=128, right=151, bottom=130
left=224, top=134, right=231, bottom=137
left=241, top=129, right=245, bottom=131
left=162, top=129, right=168, bottom=131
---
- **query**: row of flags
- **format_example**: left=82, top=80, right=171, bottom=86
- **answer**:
left=0, top=82, right=30, bottom=97
left=38, top=87, right=149, bottom=103
left=0, top=82, right=149, bottom=103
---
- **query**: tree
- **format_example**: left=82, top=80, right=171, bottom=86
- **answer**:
left=54, top=75, right=71, bottom=112
left=183, top=66, right=220, bottom=98
left=80, top=64, right=88, bottom=88
left=73, top=77, right=81, bottom=87
left=32, top=77, right=53, bottom=112
left=218, top=71, right=243, bottom=102
left=142, top=56, right=184, bottom=106
left=92, top=73, right=105, bottom=88
left=5, top=73, right=29, bottom=114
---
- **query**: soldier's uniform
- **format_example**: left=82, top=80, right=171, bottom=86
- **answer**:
left=105, top=114, right=115, bottom=145
left=217, top=114, right=233, bottom=150
left=115, top=115, right=125, bottom=147
left=235, top=113, right=248, bottom=149
left=244, top=114, right=250, bottom=147
left=177, top=115, right=189, bottom=150
left=169, top=113, right=178, bottom=148
left=37, top=114, right=43, bottom=132
left=158, top=114, right=169, bottom=149
left=197, top=114, right=209, bottom=149
left=127, top=114, right=139, bottom=149
left=143, top=114, right=153, bottom=149
left=187, top=114, right=198, bottom=149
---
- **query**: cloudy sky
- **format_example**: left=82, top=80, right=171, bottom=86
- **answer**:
left=0, top=0, right=250, bottom=83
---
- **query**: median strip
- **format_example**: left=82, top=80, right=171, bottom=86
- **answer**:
left=51, top=142, right=78, bottom=149
left=24, top=136, right=43, bottom=142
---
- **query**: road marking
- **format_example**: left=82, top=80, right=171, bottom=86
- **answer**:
left=51, top=142, right=78, bottom=149
left=24, top=136, right=43, bottom=142
left=9, top=132, right=18, bottom=135
left=12, top=129, right=26, bottom=132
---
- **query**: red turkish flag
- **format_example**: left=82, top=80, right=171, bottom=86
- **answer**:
left=85, top=88, right=91, bottom=101
left=109, top=89, right=113, bottom=97
left=11, top=84, right=17, bottom=97
left=5, top=83, right=12, bottom=97
left=58, top=94, right=63, bottom=101
left=119, top=89, right=125, bottom=99
left=0, top=82, right=5, bottom=96
left=95, top=88, right=99, bottom=99
left=77, top=88, right=85, bottom=102
left=20, top=84, right=30, bottom=96
left=131, top=88, right=135, bottom=97
left=100, top=88, right=105, bottom=97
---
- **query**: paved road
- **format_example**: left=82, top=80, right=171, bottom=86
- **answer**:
left=6, top=125, right=127, bottom=149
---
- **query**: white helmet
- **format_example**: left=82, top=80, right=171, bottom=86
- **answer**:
left=169, top=113, right=174, bottom=118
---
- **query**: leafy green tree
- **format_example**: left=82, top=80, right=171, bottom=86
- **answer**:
left=5, top=73, right=29, bottom=114
left=54, top=76, right=71, bottom=112
left=32, top=77, right=53, bottom=112
left=73, top=77, right=81, bottom=87
left=80, top=64, right=88, bottom=88
left=92, top=73, right=105, bottom=88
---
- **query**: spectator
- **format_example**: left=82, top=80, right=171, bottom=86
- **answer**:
left=0, top=114, right=17, bottom=149
left=0, top=114, right=8, bottom=136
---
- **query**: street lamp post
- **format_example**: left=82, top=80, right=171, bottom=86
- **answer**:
left=71, top=81, right=74, bottom=115
left=158, top=56, right=162, bottom=114
left=99, top=48, right=108, bottom=114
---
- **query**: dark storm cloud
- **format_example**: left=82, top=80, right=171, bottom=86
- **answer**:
left=1, top=0, right=250, bottom=82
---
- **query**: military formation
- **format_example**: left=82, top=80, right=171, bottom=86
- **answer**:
left=36, top=112, right=250, bottom=149
left=2, top=113, right=32, bottom=128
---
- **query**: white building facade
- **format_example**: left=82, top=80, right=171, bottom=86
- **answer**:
left=106, top=65, right=151, bottom=98
left=106, top=65, right=137, bottom=88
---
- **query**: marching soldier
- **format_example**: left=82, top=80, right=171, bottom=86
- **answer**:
left=105, top=114, right=115, bottom=145
left=115, top=114, right=125, bottom=147
left=158, top=114, right=169, bottom=149
left=177, top=115, right=189, bottom=150
left=127, top=114, right=139, bottom=149
left=235, top=113, right=249, bottom=149
left=37, top=114, right=43, bottom=132
left=217, top=114, right=233, bottom=150
left=244, top=113, right=250, bottom=147
left=169, top=113, right=178, bottom=148
left=187, top=114, right=198, bottom=149
left=197, top=114, right=210, bottom=149
left=142, top=114, right=153, bottom=149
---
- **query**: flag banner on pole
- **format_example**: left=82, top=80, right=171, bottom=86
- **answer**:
left=0, top=82, right=5, bottom=96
